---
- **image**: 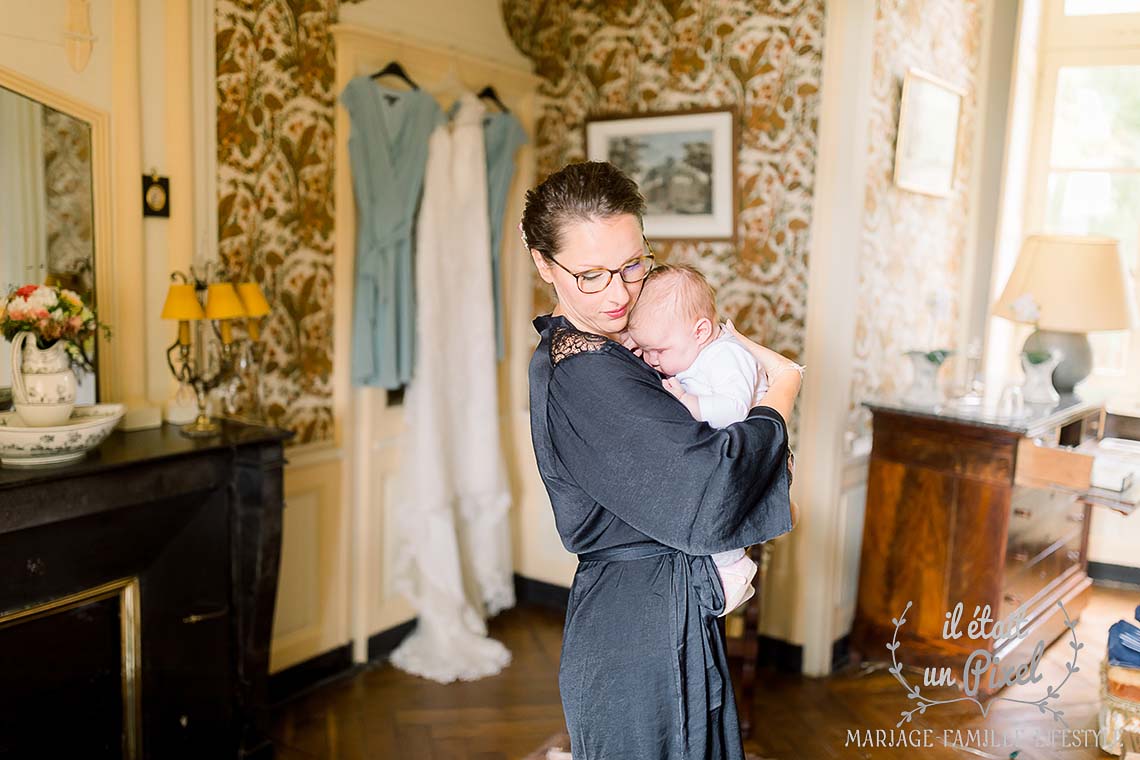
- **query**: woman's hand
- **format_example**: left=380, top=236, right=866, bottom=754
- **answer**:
left=724, top=319, right=802, bottom=422
left=724, top=319, right=794, bottom=376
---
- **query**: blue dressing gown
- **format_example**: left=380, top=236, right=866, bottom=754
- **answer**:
left=341, top=76, right=444, bottom=389
left=528, top=314, right=794, bottom=759
left=483, top=112, right=528, bottom=361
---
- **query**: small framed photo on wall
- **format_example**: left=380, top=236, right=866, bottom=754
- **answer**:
left=893, top=68, right=965, bottom=197
left=585, top=108, right=737, bottom=241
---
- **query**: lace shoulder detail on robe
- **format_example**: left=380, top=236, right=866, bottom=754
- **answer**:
left=550, top=325, right=608, bottom=366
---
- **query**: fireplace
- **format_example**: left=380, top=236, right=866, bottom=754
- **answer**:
left=0, top=578, right=141, bottom=758
left=0, top=420, right=289, bottom=759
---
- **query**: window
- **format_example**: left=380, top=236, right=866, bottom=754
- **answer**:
left=1043, top=65, right=1140, bottom=373
left=1024, top=1, right=1140, bottom=392
left=1065, top=0, right=1140, bottom=16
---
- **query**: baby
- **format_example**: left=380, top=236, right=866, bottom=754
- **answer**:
left=625, top=264, right=776, bottom=617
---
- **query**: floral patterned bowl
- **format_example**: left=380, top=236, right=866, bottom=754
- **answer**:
left=0, top=403, right=125, bottom=467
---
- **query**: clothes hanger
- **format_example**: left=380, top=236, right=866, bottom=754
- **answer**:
left=476, top=85, right=510, bottom=114
left=369, top=60, right=419, bottom=90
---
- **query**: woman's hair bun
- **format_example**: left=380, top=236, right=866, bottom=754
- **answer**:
left=520, top=161, right=645, bottom=261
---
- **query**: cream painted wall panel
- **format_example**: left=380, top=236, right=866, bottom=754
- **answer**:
left=833, top=458, right=869, bottom=638
left=270, top=452, right=348, bottom=673
left=366, top=433, right=416, bottom=635
left=273, top=489, right=321, bottom=639
left=511, top=414, right=576, bottom=587
left=338, top=0, right=530, bottom=72
left=0, top=0, right=113, bottom=110
left=138, top=0, right=183, bottom=407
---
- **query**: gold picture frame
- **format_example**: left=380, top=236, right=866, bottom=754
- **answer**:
left=893, top=68, right=965, bottom=198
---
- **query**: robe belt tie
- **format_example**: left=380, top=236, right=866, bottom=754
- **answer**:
left=576, top=542, right=677, bottom=563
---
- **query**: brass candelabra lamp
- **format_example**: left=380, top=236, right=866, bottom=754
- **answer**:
left=160, top=267, right=271, bottom=437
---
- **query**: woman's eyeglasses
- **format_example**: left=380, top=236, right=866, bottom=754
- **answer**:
left=549, top=237, right=656, bottom=294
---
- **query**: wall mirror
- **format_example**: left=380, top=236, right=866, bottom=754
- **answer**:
left=0, top=73, right=108, bottom=408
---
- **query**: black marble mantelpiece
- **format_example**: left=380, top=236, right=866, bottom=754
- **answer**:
left=0, top=419, right=293, bottom=759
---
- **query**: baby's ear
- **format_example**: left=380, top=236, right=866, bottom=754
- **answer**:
left=693, top=317, right=714, bottom=342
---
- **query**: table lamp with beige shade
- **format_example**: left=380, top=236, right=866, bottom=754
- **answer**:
left=160, top=270, right=271, bottom=436
left=992, top=235, right=1138, bottom=396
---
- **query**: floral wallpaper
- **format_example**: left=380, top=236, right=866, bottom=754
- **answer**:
left=502, top=0, right=825, bottom=394
left=42, top=107, right=94, bottom=299
left=848, top=0, right=984, bottom=442
left=210, top=0, right=978, bottom=449
left=216, top=0, right=348, bottom=445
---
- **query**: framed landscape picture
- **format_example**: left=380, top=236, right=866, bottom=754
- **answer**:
left=585, top=108, right=737, bottom=241
left=893, top=68, right=965, bottom=197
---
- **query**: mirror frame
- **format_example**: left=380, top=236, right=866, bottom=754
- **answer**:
left=0, top=65, right=115, bottom=402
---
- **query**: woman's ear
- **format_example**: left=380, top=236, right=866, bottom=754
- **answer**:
left=532, top=249, right=555, bottom=284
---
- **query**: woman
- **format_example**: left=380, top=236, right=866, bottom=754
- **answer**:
left=522, top=161, right=803, bottom=759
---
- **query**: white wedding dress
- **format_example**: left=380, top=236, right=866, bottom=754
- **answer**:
left=389, top=92, right=514, bottom=683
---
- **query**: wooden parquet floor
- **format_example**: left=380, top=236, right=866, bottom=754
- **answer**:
left=271, top=584, right=1140, bottom=759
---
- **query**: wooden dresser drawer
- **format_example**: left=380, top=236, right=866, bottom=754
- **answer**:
left=1006, top=488, right=1085, bottom=562
left=1001, top=527, right=1083, bottom=620
left=1014, top=438, right=1093, bottom=491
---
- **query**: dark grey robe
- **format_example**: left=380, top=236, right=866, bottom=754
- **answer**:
left=528, top=314, right=794, bottom=759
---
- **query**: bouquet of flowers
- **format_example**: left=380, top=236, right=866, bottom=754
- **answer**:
left=0, top=284, right=112, bottom=375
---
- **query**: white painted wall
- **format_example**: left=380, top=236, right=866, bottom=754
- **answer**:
left=0, top=0, right=113, bottom=110
left=338, top=0, right=530, bottom=72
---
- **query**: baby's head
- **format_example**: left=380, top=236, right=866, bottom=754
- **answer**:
left=627, top=264, right=719, bottom=376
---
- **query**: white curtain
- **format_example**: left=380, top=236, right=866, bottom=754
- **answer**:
left=389, top=92, right=515, bottom=683
left=0, top=93, right=48, bottom=390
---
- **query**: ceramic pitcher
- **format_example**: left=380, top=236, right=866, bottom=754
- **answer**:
left=10, top=330, right=77, bottom=426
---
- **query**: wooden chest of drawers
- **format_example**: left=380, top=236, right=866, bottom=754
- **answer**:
left=850, top=398, right=1104, bottom=696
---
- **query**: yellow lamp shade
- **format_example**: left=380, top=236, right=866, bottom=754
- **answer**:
left=204, top=283, right=246, bottom=320
left=160, top=283, right=206, bottom=320
left=237, top=282, right=271, bottom=317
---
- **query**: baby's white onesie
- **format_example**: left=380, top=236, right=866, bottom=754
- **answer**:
left=674, top=326, right=768, bottom=616
left=674, top=328, right=760, bottom=428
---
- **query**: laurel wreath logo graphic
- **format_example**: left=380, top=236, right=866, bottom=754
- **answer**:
left=887, top=600, right=1082, bottom=728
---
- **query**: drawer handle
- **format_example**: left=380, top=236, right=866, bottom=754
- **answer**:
left=1067, top=512, right=1085, bottom=523
left=1010, top=550, right=1030, bottom=562
left=1013, top=507, right=1033, bottom=519
left=1004, top=593, right=1020, bottom=605
left=182, top=607, right=228, bottom=625
left=1066, top=550, right=1081, bottom=562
